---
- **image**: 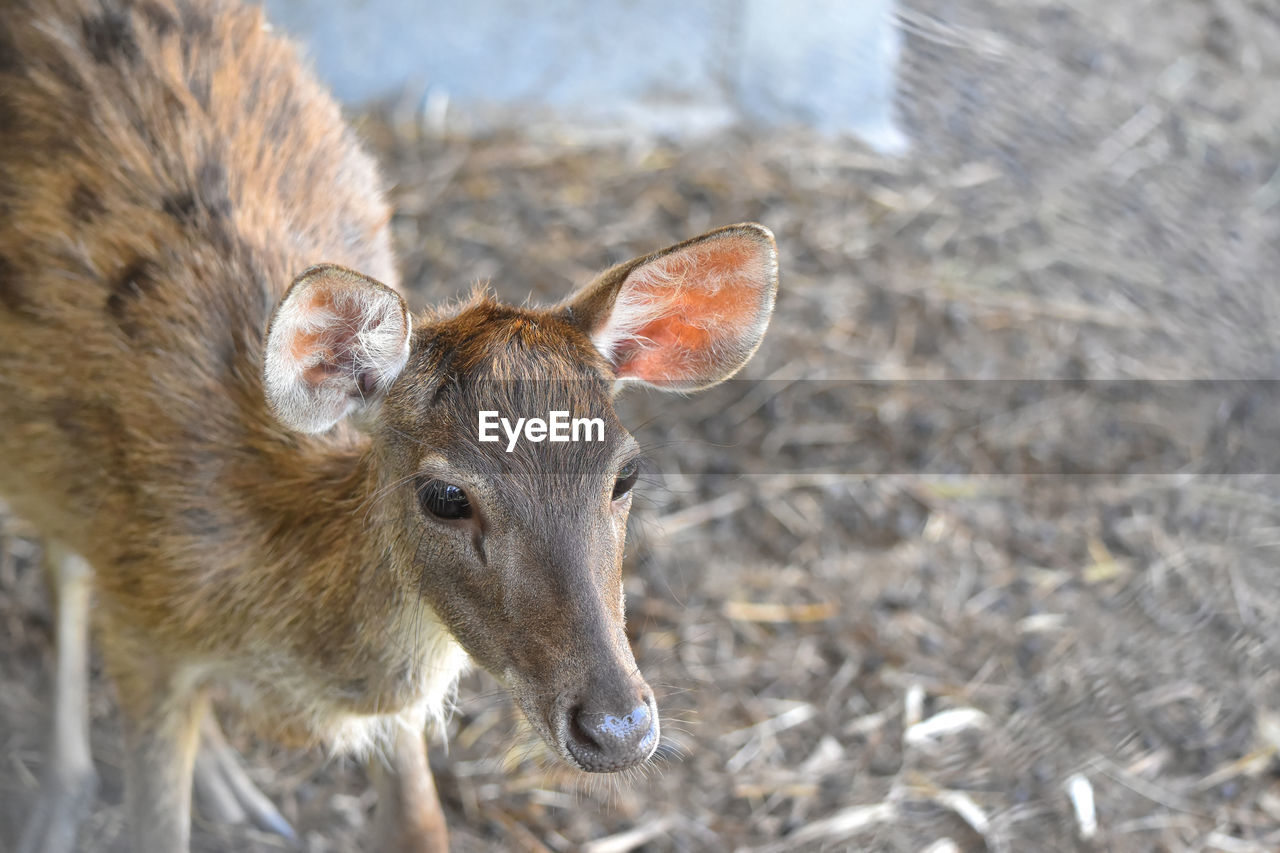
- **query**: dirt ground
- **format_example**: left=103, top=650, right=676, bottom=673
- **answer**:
left=5, top=0, right=1280, bottom=850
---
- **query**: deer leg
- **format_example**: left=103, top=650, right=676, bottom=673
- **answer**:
left=193, top=712, right=296, bottom=840
left=370, top=724, right=449, bottom=853
left=106, top=646, right=205, bottom=853
left=18, top=543, right=97, bottom=853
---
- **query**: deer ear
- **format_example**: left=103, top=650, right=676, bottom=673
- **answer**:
left=264, top=264, right=411, bottom=433
left=563, top=223, right=778, bottom=391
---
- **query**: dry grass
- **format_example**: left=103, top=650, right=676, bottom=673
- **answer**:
left=4, top=0, right=1280, bottom=850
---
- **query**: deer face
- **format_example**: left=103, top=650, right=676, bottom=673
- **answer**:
left=379, top=303, right=649, bottom=770
left=264, top=224, right=778, bottom=772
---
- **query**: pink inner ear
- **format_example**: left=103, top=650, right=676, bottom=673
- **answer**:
left=613, top=236, right=770, bottom=385
left=300, top=359, right=344, bottom=385
left=286, top=287, right=358, bottom=385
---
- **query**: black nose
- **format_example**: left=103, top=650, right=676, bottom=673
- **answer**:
left=562, top=699, right=659, bottom=772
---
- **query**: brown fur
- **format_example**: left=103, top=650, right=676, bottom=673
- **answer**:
left=0, top=2, right=446, bottom=848
left=0, top=2, right=777, bottom=849
left=0, top=0, right=402, bottom=736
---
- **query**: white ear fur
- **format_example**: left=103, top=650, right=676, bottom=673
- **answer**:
left=264, top=265, right=411, bottom=433
left=588, top=251, right=685, bottom=371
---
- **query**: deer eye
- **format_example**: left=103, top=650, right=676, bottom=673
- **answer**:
left=418, top=479, right=472, bottom=520
left=612, top=460, right=639, bottom=501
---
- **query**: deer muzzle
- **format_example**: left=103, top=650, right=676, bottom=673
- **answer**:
left=552, top=680, right=659, bottom=772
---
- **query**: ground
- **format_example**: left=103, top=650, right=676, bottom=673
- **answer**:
left=4, top=0, right=1280, bottom=850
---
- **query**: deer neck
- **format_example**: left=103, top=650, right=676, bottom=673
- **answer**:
left=233, top=427, right=464, bottom=719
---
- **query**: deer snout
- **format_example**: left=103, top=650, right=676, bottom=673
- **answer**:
left=555, top=684, right=659, bottom=772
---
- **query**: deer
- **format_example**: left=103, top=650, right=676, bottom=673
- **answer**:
left=0, top=1, right=778, bottom=851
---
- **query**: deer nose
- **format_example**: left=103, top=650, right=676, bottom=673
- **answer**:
left=562, top=695, right=659, bottom=772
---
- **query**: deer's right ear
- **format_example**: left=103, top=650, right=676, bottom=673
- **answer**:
left=264, top=264, right=411, bottom=433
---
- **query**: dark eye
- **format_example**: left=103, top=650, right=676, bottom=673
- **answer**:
left=612, top=460, right=639, bottom=501
left=418, top=479, right=472, bottom=520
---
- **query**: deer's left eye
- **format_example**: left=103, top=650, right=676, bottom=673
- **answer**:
left=612, top=460, right=639, bottom=501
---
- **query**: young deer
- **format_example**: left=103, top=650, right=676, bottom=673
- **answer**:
left=0, top=1, right=777, bottom=851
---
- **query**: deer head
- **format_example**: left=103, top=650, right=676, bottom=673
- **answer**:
left=263, top=224, right=778, bottom=772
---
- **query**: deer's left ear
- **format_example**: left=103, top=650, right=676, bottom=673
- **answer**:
left=562, top=223, right=778, bottom=391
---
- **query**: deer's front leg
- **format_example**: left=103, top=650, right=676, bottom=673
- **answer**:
left=370, top=724, right=449, bottom=853
left=194, top=712, right=296, bottom=840
left=18, top=543, right=96, bottom=853
left=105, top=642, right=205, bottom=853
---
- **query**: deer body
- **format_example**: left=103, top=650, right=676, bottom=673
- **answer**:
left=0, top=0, right=460, bottom=754
left=0, top=2, right=778, bottom=851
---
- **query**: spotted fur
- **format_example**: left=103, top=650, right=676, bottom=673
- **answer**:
left=0, top=2, right=777, bottom=850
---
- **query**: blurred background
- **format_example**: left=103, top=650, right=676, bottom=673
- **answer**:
left=4, top=0, right=1280, bottom=850
left=260, top=0, right=906, bottom=150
